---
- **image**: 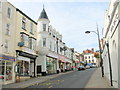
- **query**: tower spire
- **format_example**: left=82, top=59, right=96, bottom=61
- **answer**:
left=43, top=4, right=44, bottom=9
left=38, top=5, right=49, bottom=20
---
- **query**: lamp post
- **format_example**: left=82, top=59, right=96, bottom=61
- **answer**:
left=85, top=24, right=104, bottom=77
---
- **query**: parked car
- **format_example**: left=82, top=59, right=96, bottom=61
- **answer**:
left=91, top=63, right=97, bottom=68
left=78, top=66, right=86, bottom=71
left=87, top=63, right=93, bottom=68
left=85, top=65, right=90, bottom=69
left=0, top=75, right=4, bottom=79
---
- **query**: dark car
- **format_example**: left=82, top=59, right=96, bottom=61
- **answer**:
left=78, top=66, right=85, bottom=71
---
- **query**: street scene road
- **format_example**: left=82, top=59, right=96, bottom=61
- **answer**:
left=27, top=68, right=96, bottom=88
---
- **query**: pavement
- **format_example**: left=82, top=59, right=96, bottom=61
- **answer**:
left=2, top=71, right=74, bottom=88
left=85, top=67, right=113, bottom=88
left=2, top=67, right=113, bottom=89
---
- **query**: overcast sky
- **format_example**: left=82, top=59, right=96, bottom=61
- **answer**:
left=7, top=0, right=109, bottom=53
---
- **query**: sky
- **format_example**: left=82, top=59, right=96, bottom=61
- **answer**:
left=7, top=0, right=109, bottom=53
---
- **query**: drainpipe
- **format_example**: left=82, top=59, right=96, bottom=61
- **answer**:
left=106, top=42, right=113, bottom=86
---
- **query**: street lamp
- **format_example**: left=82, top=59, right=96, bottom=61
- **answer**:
left=85, top=24, right=104, bottom=77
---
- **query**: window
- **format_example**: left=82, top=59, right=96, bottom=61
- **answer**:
left=92, top=56, right=94, bottom=59
left=43, top=38, right=46, bottom=47
left=89, top=60, right=91, bottom=63
left=29, top=38, right=36, bottom=50
left=5, top=40, right=8, bottom=53
left=21, top=34, right=29, bottom=47
left=32, top=39, right=36, bottom=50
left=6, top=24, right=10, bottom=35
left=29, top=38, right=32, bottom=49
left=0, top=60, right=13, bottom=81
left=22, top=18, right=26, bottom=30
left=92, top=60, right=94, bottom=62
left=0, top=1, right=1, bottom=8
left=43, top=24, right=46, bottom=31
left=30, top=23, right=33, bottom=34
left=89, top=56, right=90, bottom=59
left=50, top=41, right=52, bottom=50
left=18, top=60, right=30, bottom=76
left=7, top=7, right=11, bottom=18
left=85, top=56, right=87, bottom=59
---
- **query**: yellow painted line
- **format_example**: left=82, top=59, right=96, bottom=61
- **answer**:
left=48, top=85, right=53, bottom=88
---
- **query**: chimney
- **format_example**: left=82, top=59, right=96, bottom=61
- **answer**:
left=92, top=48, right=94, bottom=52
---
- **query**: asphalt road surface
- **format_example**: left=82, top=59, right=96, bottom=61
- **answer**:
left=27, top=68, right=96, bottom=88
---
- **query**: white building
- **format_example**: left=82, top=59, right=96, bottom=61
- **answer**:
left=84, top=53, right=98, bottom=66
left=36, top=7, right=72, bottom=75
left=102, top=0, right=119, bottom=88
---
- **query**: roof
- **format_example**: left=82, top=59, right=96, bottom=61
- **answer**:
left=39, top=8, right=49, bottom=20
left=16, top=8, right=37, bottom=25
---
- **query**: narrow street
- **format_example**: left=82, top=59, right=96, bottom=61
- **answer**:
left=27, top=68, right=96, bottom=88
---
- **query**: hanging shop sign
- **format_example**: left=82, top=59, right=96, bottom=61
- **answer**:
left=0, top=54, right=15, bottom=61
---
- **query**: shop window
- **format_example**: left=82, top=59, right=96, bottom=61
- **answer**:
left=0, top=60, right=13, bottom=81
left=6, top=61, right=12, bottom=81
left=0, top=60, right=5, bottom=80
left=18, top=60, right=30, bottom=76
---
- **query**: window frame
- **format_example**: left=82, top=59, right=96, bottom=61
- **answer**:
left=6, top=24, right=10, bottom=35
left=30, top=22, right=33, bottom=34
left=7, top=7, right=11, bottom=18
left=22, top=17, right=26, bottom=30
left=43, top=24, right=46, bottom=31
left=43, top=38, right=46, bottom=47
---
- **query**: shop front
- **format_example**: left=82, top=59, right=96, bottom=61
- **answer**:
left=0, top=54, right=15, bottom=84
left=46, top=56, right=57, bottom=74
left=66, top=62, right=72, bottom=71
left=16, top=50, right=37, bottom=81
left=58, top=56, right=66, bottom=72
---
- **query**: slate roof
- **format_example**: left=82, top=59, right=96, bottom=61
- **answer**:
left=39, top=8, right=49, bottom=20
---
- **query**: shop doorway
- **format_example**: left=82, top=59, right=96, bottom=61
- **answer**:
left=37, top=65, right=41, bottom=74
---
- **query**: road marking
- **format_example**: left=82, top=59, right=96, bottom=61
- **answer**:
left=48, top=85, right=53, bottom=88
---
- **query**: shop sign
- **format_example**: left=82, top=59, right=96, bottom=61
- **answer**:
left=0, top=54, right=15, bottom=61
left=17, top=56, right=30, bottom=62
left=58, top=55, right=65, bottom=60
left=24, top=47, right=35, bottom=55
